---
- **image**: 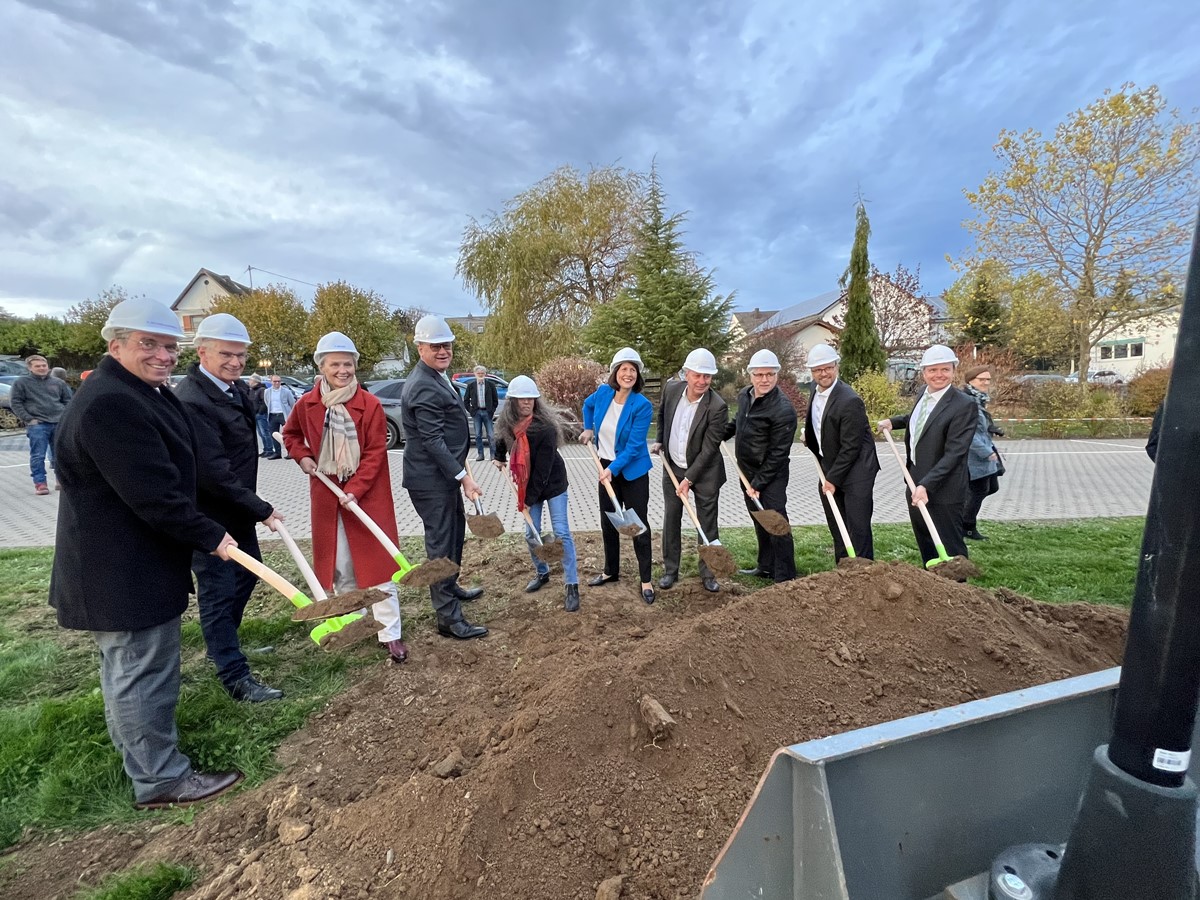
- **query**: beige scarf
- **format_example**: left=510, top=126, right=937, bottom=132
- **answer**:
left=316, top=376, right=361, bottom=480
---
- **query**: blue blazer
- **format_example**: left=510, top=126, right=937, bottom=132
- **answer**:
left=582, top=384, right=653, bottom=480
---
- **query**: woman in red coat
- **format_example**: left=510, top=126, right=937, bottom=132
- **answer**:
left=282, top=332, right=406, bottom=662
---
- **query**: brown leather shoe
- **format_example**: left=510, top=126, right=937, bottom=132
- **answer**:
left=134, top=770, right=244, bottom=810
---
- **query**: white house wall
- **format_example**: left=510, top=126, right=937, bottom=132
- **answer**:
left=1090, top=311, right=1179, bottom=378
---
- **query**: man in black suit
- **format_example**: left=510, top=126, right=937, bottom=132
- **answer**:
left=878, top=344, right=977, bottom=565
left=463, top=365, right=500, bottom=461
left=651, top=348, right=728, bottom=592
left=50, top=298, right=242, bottom=810
left=175, top=314, right=284, bottom=702
left=401, top=315, right=488, bottom=640
left=803, top=343, right=879, bottom=560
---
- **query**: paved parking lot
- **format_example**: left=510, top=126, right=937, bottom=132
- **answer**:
left=0, top=434, right=1155, bottom=548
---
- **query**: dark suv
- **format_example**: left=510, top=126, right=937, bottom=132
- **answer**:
left=364, top=379, right=406, bottom=449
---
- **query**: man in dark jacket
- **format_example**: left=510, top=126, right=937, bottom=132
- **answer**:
left=803, top=344, right=879, bottom=560
left=879, top=344, right=977, bottom=566
left=10, top=354, right=72, bottom=494
left=730, top=349, right=797, bottom=583
left=402, top=315, right=487, bottom=640
left=463, top=365, right=500, bottom=461
left=50, top=298, right=242, bottom=810
left=175, top=314, right=284, bottom=702
left=652, top=348, right=728, bottom=592
left=247, top=374, right=272, bottom=456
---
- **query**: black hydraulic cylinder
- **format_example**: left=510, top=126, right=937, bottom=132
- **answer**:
left=1108, top=210, right=1200, bottom=787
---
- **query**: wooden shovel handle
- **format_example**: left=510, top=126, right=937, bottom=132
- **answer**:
left=227, top=546, right=306, bottom=602
left=585, top=442, right=624, bottom=506
left=811, top=456, right=856, bottom=557
left=273, top=520, right=328, bottom=600
left=881, top=429, right=945, bottom=549
left=721, top=441, right=765, bottom=510
left=661, top=457, right=709, bottom=544
left=310, top=468, right=404, bottom=560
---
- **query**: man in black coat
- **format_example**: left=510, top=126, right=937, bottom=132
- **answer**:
left=175, top=314, right=284, bottom=702
left=803, top=344, right=879, bottom=560
left=49, top=298, right=242, bottom=810
left=652, top=348, right=728, bottom=592
left=401, top=315, right=487, bottom=640
left=879, top=344, right=977, bottom=565
left=463, top=365, right=500, bottom=460
left=730, top=349, right=797, bottom=583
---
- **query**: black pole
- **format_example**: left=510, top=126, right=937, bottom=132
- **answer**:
left=1108, top=211, right=1200, bottom=786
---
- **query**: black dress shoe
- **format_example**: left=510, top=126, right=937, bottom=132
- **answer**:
left=964, top=529, right=988, bottom=541
left=264, top=454, right=281, bottom=460
left=738, top=567, right=773, bottom=578
left=641, top=588, right=656, bottom=605
left=587, top=573, right=619, bottom=587
left=525, top=572, right=551, bottom=593
left=452, top=585, right=484, bottom=601
left=437, top=619, right=488, bottom=640
left=475, top=455, right=485, bottom=461
left=564, top=584, right=580, bottom=612
left=658, top=573, right=677, bottom=590
left=134, top=770, right=244, bottom=810
left=228, top=675, right=284, bottom=703
left=702, top=576, right=720, bottom=593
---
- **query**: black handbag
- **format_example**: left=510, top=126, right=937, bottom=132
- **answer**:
left=993, top=444, right=1006, bottom=477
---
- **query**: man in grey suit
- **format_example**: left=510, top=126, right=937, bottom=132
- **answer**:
left=651, top=348, right=728, bottom=593
left=401, top=315, right=488, bottom=640
left=803, top=343, right=879, bottom=560
left=878, top=344, right=977, bottom=566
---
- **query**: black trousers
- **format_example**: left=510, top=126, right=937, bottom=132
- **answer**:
left=817, top=479, right=875, bottom=561
left=192, top=524, right=259, bottom=689
left=962, top=475, right=999, bottom=531
left=267, top=413, right=287, bottom=456
left=906, top=490, right=969, bottom=564
left=745, top=477, right=796, bottom=582
left=409, top=487, right=467, bottom=622
left=598, top=462, right=652, bottom=583
left=661, top=459, right=720, bottom=578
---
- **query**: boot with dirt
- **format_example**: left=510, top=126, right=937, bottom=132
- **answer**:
left=564, top=584, right=580, bottom=612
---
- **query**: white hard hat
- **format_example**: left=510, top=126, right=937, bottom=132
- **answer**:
left=610, top=347, right=643, bottom=372
left=313, top=331, right=359, bottom=365
left=414, top=315, right=455, bottom=344
left=919, top=344, right=958, bottom=368
left=101, top=298, right=185, bottom=341
left=682, top=348, right=718, bottom=375
left=807, top=343, right=840, bottom=368
left=194, top=313, right=251, bottom=344
left=506, top=375, right=540, bottom=398
left=747, top=349, right=781, bottom=371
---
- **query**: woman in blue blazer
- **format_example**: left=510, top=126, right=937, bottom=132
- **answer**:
left=579, top=347, right=656, bottom=603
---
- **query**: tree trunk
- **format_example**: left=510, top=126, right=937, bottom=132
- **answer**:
left=1077, top=336, right=1091, bottom=384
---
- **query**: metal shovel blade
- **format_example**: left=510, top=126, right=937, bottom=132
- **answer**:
left=467, top=511, right=506, bottom=538
left=750, top=507, right=791, bottom=536
left=606, top=507, right=647, bottom=537
left=531, top=536, right=566, bottom=564
left=292, top=587, right=388, bottom=622
left=396, top=556, right=461, bottom=587
left=316, top=612, right=385, bottom=651
left=698, top=542, right=738, bottom=578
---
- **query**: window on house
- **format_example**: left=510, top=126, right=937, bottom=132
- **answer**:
left=1100, top=346, right=1113, bottom=360
left=1129, top=342, right=1144, bottom=357
left=1114, top=345, right=1128, bottom=359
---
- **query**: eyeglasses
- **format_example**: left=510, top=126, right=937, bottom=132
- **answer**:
left=216, top=350, right=248, bottom=362
left=427, top=343, right=453, bottom=351
left=134, top=338, right=180, bottom=355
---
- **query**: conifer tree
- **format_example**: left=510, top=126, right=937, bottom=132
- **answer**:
left=838, top=202, right=886, bottom=381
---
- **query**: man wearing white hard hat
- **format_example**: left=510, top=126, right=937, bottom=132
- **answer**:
left=651, top=348, right=728, bottom=592
left=802, top=343, right=879, bottom=560
left=175, top=314, right=286, bottom=702
left=878, top=344, right=977, bottom=565
left=50, top=298, right=244, bottom=810
left=401, top=315, right=488, bottom=640
left=729, top=349, right=797, bottom=582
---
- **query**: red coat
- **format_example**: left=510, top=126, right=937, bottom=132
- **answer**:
left=282, top=386, right=400, bottom=590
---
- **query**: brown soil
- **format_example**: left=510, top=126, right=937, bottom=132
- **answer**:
left=0, top=534, right=1127, bottom=900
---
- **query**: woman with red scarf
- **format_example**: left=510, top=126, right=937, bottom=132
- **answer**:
left=493, top=375, right=580, bottom=611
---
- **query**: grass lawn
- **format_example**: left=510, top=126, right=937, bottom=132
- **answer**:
left=0, top=518, right=1142, bottom=860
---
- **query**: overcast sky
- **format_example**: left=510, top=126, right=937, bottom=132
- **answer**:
left=2, top=0, right=1198, bottom=321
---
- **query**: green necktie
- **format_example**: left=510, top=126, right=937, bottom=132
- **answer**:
left=912, top=393, right=933, bottom=447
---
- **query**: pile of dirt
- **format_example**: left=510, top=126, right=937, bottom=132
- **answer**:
left=2, top=538, right=1127, bottom=900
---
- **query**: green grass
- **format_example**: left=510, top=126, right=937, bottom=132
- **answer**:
left=72, top=862, right=195, bottom=900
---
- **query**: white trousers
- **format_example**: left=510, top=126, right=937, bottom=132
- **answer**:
left=334, top=513, right=402, bottom=641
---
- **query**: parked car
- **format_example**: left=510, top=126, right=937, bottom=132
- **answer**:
left=364, top=379, right=406, bottom=449
left=1087, top=370, right=1124, bottom=385
left=0, top=375, right=21, bottom=430
left=275, top=374, right=315, bottom=394
left=1013, top=373, right=1068, bottom=385
left=452, top=373, right=509, bottom=402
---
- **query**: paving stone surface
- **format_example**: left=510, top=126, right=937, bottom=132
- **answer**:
left=0, top=433, right=1155, bottom=548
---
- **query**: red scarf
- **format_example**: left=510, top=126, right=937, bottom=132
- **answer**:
left=509, top=415, right=534, bottom=510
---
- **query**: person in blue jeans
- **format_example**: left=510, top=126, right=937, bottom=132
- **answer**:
left=464, top=365, right=499, bottom=460
left=9, top=354, right=72, bottom=494
left=494, top=375, right=580, bottom=611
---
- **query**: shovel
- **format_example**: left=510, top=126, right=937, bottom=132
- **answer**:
left=809, top=455, right=857, bottom=559
left=660, top=459, right=737, bottom=578
left=497, top=464, right=565, bottom=564
left=225, top=546, right=384, bottom=650
left=881, top=429, right=980, bottom=580
left=721, top=441, right=791, bottom=536
left=307, top=464, right=460, bottom=587
left=272, top=520, right=389, bottom=622
left=463, top=461, right=505, bottom=538
left=585, top=443, right=647, bottom=536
